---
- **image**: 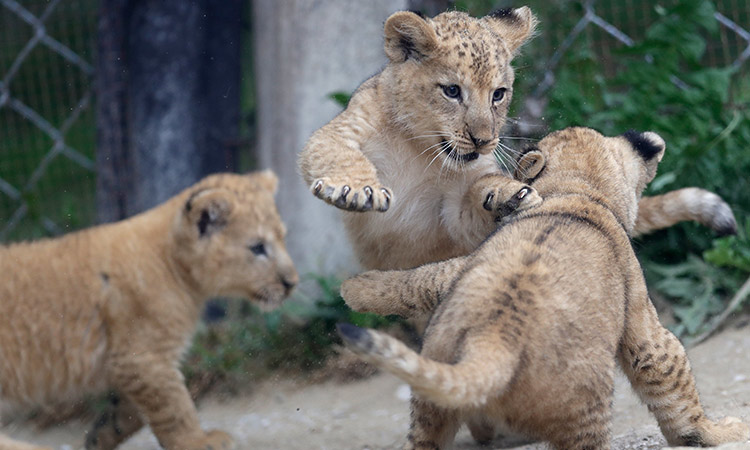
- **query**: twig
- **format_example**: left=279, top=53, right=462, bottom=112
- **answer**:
left=689, top=274, right=750, bottom=347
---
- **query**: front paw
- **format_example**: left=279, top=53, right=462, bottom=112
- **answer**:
left=341, top=274, right=376, bottom=313
left=483, top=184, right=541, bottom=220
left=311, top=178, right=392, bottom=212
left=190, top=429, right=235, bottom=450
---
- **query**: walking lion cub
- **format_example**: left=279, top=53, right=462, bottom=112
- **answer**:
left=339, top=128, right=749, bottom=449
left=0, top=172, right=298, bottom=450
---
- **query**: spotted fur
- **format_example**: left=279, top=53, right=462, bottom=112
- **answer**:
left=298, top=8, right=736, bottom=272
left=339, top=128, right=749, bottom=450
left=0, top=172, right=298, bottom=450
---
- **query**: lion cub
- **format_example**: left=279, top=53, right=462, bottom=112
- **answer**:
left=0, top=172, right=298, bottom=450
left=298, top=8, right=736, bottom=271
left=338, top=128, right=749, bottom=450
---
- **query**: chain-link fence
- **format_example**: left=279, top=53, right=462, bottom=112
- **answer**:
left=526, top=0, right=749, bottom=101
left=0, top=0, right=97, bottom=242
left=0, top=0, right=747, bottom=243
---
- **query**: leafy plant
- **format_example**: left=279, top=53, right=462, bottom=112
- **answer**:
left=543, top=0, right=750, bottom=335
left=183, top=276, right=402, bottom=393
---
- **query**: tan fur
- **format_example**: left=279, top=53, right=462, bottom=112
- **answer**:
left=298, top=8, right=736, bottom=271
left=339, top=128, right=749, bottom=450
left=0, top=172, right=298, bottom=450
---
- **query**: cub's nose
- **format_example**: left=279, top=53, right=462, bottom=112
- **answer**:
left=281, top=272, right=298, bottom=295
left=469, top=132, right=490, bottom=149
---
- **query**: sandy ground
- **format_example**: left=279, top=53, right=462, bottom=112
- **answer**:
left=3, top=325, right=750, bottom=450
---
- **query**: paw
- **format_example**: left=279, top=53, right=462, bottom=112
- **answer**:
left=710, top=416, right=750, bottom=444
left=341, top=273, right=378, bottom=313
left=190, top=429, right=235, bottom=450
left=483, top=185, right=541, bottom=220
left=311, top=178, right=392, bottom=212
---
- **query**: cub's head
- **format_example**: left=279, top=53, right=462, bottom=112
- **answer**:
left=381, top=7, right=537, bottom=168
left=514, top=127, right=666, bottom=233
left=171, top=171, right=298, bottom=310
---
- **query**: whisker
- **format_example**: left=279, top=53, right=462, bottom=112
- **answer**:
left=425, top=141, right=450, bottom=173
left=495, top=142, right=521, bottom=174
left=406, top=132, right=452, bottom=141
left=506, top=117, right=546, bottom=129
left=497, top=141, right=522, bottom=157
left=438, top=141, right=456, bottom=179
left=411, top=140, right=450, bottom=163
left=499, top=136, right=539, bottom=141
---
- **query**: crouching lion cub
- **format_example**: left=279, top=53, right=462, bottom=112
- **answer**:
left=338, top=128, right=749, bottom=449
left=0, top=172, right=298, bottom=450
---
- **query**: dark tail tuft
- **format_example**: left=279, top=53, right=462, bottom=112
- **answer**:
left=336, top=323, right=374, bottom=352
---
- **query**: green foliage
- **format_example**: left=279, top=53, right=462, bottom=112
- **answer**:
left=544, top=0, right=750, bottom=334
left=646, top=256, right=740, bottom=336
left=183, top=276, right=401, bottom=390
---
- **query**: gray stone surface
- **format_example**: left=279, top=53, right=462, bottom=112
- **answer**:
left=252, top=0, right=407, bottom=281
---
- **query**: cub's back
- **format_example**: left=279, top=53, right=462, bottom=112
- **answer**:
left=0, top=231, right=111, bottom=406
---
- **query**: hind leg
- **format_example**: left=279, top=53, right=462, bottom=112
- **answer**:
left=85, top=393, right=144, bottom=450
left=546, top=365, right=615, bottom=450
left=0, top=435, right=52, bottom=450
left=467, top=415, right=496, bottom=445
left=619, top=295, right=749, bottom=446
left=404, top=397, right=461, bottom=450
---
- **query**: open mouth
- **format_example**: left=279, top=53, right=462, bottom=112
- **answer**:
left=442, top=140, right=479, bottom=162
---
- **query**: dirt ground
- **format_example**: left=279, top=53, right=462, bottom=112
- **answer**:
left=3, top=325, right=750, bottom=450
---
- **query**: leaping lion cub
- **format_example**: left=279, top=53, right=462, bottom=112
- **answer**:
left=0, top=172, right=298, bottom=450
left=339, top=128, right=749, bottom=450
left=298, top=8, right=736, bottom=271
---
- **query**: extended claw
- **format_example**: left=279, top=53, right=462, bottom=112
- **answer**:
left=483, top=192, right=495, bottom=211
left=363, top=186, right=373, bottom=209
left=378, top=188, right=392, bottom=212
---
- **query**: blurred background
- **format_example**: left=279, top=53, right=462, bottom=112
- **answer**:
left=1, top=0, right=749, bottom=388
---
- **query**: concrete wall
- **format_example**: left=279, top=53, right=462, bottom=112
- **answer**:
left=253, top=0, right=407, bottom=281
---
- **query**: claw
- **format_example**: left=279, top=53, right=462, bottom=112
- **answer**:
left=379, top=188, right=391, bottom=212
left=336, top=185, right=351, bottom=208
left=517, top=187, right=529, bottom=200
left=313, top=180, right=324, bottom=194
left=483, top=192, right=495, bottom=211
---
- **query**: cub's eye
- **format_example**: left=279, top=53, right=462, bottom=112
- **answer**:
left=493, top=88, right=507, bottom=103
left=249, top=243, right=267, bottom=256
left=441, top=84, right=461, bottom=100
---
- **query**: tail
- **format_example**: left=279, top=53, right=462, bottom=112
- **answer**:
left=634, top=188, right=737, bottom=237
left=337, top=323, right=515, bottom=409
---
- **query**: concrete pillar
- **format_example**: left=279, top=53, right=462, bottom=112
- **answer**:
left=253, top=0, right=407, bottom=281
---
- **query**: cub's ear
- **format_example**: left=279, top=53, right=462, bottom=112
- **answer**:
left=622, top=130, right=666, bottom=162
left=184, top=189, right=234, bottom=238
left=384, top=11, right=438, bottom=62
left=514, top=149, right=545, bottom=183
left=251, top=169, right=279, bottom=196
left=483, top=6, right=538, bottom=55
